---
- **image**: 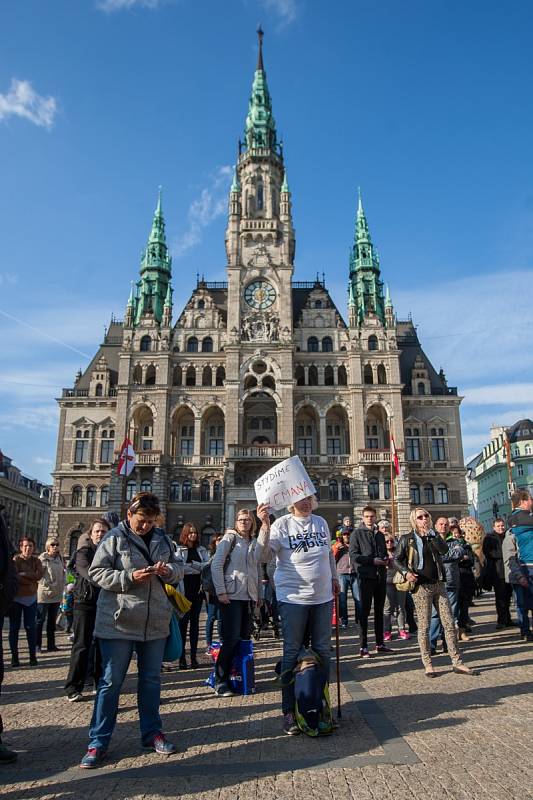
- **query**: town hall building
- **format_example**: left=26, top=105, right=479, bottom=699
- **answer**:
left=48, top=31, right=467, bottom=550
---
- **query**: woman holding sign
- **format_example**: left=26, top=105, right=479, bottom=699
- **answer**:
left=268, top=494, right=340, bottom=735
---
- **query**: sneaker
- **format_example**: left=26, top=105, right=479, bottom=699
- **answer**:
left=399, top=630, right=410, bottom=640
left=67, top=692, right=84, bottom=702
left=215, top=682, right=235, bottom=697
left=359, top=647, right=371, bottom=659
left=0, top=744, right=18, bottom=764
left=68, top=634, right=75, bottom=643
left=79, top=747, right=106, bottom=769
left=10, top=655, right=20, bottom=668
left=282, top=712, right=300, bottom=735
left=383, top=632, right=392, bottom=642
left=143, top=733, right=177, bottom=755
left=375, top=645, right=393, bottom=653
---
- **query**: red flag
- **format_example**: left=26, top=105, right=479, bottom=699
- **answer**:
left=117, top=438, right=136, bottom=477
left=390, top=436, right=400, bottom=476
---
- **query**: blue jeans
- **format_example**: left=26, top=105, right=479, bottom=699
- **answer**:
left=429, top=588, right=459, bottom=649
left=278, top=600, right=332, bottom=714
left=513, top=584, right=533, bottom=636
left=205, top=599, right=221, bottom=648
left=338, top=574, right=361, bottom=625
left=9, top=600, right=37, bottom=658
left=88, top=637, right=166, bottom=750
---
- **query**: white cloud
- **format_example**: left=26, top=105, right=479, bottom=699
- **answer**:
left=461, top=383, right=533, bottom=406
left=0, top=79, right=57, bottom=129
left=34, top=456, right=54, bottom=466
left=97, top=0, right=164, bottom=10
left=261, top=0, right=298, bottom=25
left=173, top=166, right=232, bottom=257
left=0, top=404, right=58, bottom=432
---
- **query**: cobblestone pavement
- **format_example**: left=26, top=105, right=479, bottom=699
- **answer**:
left=1, top=594, right=532, bottom=799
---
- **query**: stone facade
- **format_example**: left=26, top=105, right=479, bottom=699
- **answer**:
left=0, top=453, right=51, bottom=551
left=49, top=32, right=467, bottom=549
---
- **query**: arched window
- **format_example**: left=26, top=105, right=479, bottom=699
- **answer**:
left=257, top=179, right=264, bottom=211
left=213, top=480, right=222, bottom=502
left=368, top=335, right=378, bottom=351
left=314, top=300, right=323, bottom=309
left=173, top=366, right=182, bottom=386
left=377, top=364, right=386, bottom=385
left=170, top=481, right=180, bottom=502
left=201, top=337, right=213, bottom=353
left=95, top=383, right=103, bottom=397
left=307, top=336, right=319, bottom=352
left=417, top=382, right=426, bottom=395
left=71, top=486, right=82, bottom=507
left=187, top=337, right=198, bottom=353
left=133, top=365, right=142, bottom=384
left=182, top=479, right=192, bottom=502
left=200, top=479, right=210, bottom=502
left=338, top=365, right=347, bottom=386
left=328, top=479, right=338, bottom=501
left=308, top=366, right=318, bottom=386
left=145, top=365, right=156, bottom=385
left=140, top=335, right=151, bottom=352
left=216, top=366, right=225, bottom=386
left=126, top=480, right=136, bottom=501
left=295, top=366, right=305, bottom=386
left=86, top=486, right=97, bottom=507
left=410, top=483, right=420, bottom=504
left=322, top=336, right=333, bottom=352
left=186, top=366, right=196, bottom=386
left=324, top=366, right=334, bottom=386
left=363, top=364, right=373, bottom=385
left=262, top=375, right=276, bottom=391
left=74, top=434, right=88, bottom=464
left=368, top=478, right=379, bottom=500
left=197, top=299, right=205, bottom=310
left=423, top=483, right=434, bottom=504
left=341, top=479, right=351, bottom=501
left=100, top=486, right=109, bottom=507
left=437, top=483, right=449, bottom=504
left=140, top=480, right=152, bottom=493
left=312, top=478, right=321, bottom=497
left=384, top=478, right=391, bottom=500
left=202, top=366, right=212, bottom=386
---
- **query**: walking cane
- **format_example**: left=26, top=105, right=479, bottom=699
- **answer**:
left=335, top=592, right=342, bottom=720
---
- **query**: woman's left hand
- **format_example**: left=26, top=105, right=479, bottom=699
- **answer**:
left=256, top=503, right=271, bottom=530
left=153, top=561, right=171, bottom=578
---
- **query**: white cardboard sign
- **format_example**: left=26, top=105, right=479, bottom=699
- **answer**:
left=254, top=455, right=315, bottom=511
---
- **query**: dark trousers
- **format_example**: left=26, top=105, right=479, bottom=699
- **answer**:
left=215, top=600, right=251, bottom=685
left=9, top=600, right=37, bottom=657
left=493, top=577, right=513, bottom=625
left=37, top=602, right=60, bottom=649
left=64, top=606, right=100, bottom=695
left=178, top=591, right=204, bottom=661
left=405, top=591, right=417, bottom=632
left=358, top=577, right=387, bottom=649
left=0, top=616, right=4, bottom=690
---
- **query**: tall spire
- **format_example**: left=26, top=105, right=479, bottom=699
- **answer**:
left=348, top=190, right=385, bottom=326
left=244, top=28, right=278, bottom=151
left=281, top=168, right=289, bottom=193
left=132, top=189, right=172, bottom=326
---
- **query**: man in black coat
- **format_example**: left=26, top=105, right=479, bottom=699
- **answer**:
left=483, top=517, right=514, bottom=628
left=349, top=506, right=391, bottom=657
left=0, top=505, right=17, bottom=764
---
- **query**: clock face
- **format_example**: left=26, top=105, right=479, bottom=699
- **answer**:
left=244, top=280, right=276, bottom=310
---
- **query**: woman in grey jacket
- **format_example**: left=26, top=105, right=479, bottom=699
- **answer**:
left=79, top=493, right=184, bottom=769
left=36, top=538, right=64, bottom=652
left=212, top=504, right=270, bottom=697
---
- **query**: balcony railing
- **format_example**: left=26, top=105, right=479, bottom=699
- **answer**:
left=300, top=454, right=351, bottom=466
left=228, top=444, right=292, bottom=460
left=358, top=449, right=403, bottom=464
left=200, top=456, right=225, bottom=466
left=136, top=451, right=162, bottom=465
left=62, top=388, right=118, bottom=398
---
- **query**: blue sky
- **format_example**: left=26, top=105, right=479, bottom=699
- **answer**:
left=1, top=0, right=533, bottom=483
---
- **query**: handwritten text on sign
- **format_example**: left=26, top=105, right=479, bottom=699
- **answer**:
left=254, top=456, right=315, bottom=511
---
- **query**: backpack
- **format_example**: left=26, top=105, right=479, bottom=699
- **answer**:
left=201, top=533, right=237, bottom=596
left=292, top=649, right=334, bottom=737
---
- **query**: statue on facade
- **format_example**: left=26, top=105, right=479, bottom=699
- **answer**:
left=241, top=312, right=280, bottom=343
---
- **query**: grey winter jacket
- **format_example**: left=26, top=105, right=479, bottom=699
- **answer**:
left=89, top=523, right=184, bottom=642
left=212, top=528, right=269, bottom=603
left=502, top=530, right=530, bottom=584
left=37, top=553, right=64, bottom=604
left=175, top=544, right=209, bottom=594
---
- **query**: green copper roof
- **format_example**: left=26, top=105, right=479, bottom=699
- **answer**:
left=244, top=28, right=278, bottom=151
left=281, top=169, right=289, bottom=193
left=385, top=283, right=392, bottom=309
left=348, top=190, right=386, bottom=326
left=132, top=189, right=172, bottom=326
left=163, top=281, right=173, bottom=308
left=230, top=167, right=241, bottom=192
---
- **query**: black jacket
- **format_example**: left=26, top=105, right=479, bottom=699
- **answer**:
left=349, top=525, right=387, bottom=580
left=0, top=506, right=17, bottom=617
left=72, top=542, right=100, bottom=608
left=394, top=530, right=448, bottom=583
left=482, top=532, right=505, bottom=581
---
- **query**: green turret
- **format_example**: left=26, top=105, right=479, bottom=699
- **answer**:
left=133, top=188, right=172, bottom=325
left=348, top=189, right=386, bottom=326
left=244, top=28, right=278, bottom=151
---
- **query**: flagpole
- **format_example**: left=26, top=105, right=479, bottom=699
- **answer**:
left=390, top=455, right=396, bottom=538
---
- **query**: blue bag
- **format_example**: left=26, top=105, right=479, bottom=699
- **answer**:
left=163, top=613, right=183, bottom=662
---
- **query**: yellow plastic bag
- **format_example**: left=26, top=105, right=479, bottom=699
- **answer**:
left=164, top=584, right=192, bottom=616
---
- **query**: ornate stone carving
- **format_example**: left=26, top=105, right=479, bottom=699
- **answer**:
left=241, top=312, right=279, bottom=342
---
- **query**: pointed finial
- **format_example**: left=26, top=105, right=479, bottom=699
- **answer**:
left=164, top=282, right=172, bottom=308
left=156, top=185, right=163, bottom=215
left=281, top=169, right=289, bottom=193
left=385, top=283, right=392, bottom=309
left=257, top=25, right=264, bottom=71
left=231, top=166, right=241, bottom=192
left=127, top=280, right=135, bottom=307
left=357, top=186, right=363, bottom=215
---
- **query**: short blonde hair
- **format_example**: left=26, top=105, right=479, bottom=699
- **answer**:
left=45, top=538, right=60, bottom=551
left=287, top=495, right=319, bottom=514
left=409, top=507, right=433, bottom=531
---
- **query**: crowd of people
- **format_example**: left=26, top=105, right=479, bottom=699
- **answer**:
left=0, top=487, right=531, bottom=767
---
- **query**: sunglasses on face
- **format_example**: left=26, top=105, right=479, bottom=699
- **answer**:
left=416, top=514, right=430, bottom=520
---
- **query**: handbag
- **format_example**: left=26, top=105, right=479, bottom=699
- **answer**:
left=392, top=541, right=418, bottom=593
left=163, top=612, right=183, bottom=662
left=164, top=583, right=192, bottom=618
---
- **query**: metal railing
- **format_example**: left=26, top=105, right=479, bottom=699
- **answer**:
left=228, top=444, right=292, bottom=459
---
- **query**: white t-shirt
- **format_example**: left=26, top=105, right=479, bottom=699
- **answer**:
left=269, top=513, right=334, bottom=605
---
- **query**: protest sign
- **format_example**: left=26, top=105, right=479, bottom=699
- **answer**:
left=254, top=455, right=315, bottom=511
